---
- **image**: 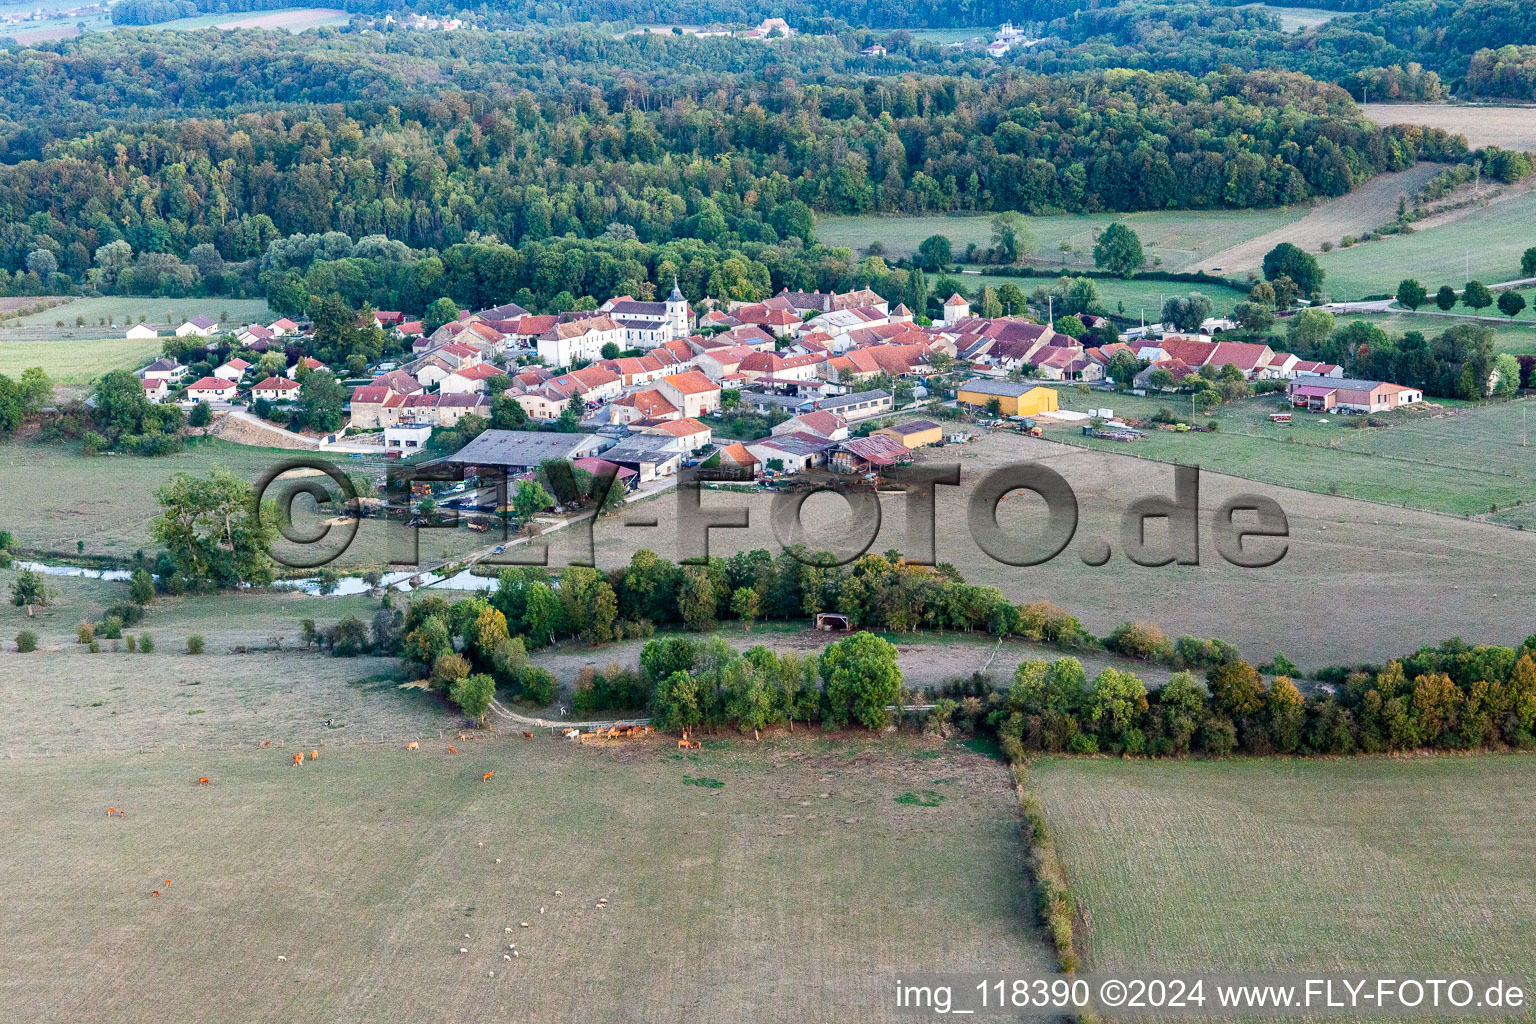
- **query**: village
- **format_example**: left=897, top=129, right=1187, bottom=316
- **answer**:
left=114, top=275, right=1439, bottom=546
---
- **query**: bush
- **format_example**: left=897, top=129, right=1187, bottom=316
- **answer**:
left=15, top=630, right=37, bottom=653
left=126, top=634, right=137, bottom=653
left=77, top=623, right=95, bottom=645
left=429, top=652, right=471, bottom=691
left=449, top=673, right=496, bottom=724
left=186, top=634, right=205, bottom=655
left=139, top=633, right=155, bottom=653
left=517, top=665, right=558, bottom=706
left=571, top=663, right=653, bottom=714
left=99, top=615, right=124, bottom=640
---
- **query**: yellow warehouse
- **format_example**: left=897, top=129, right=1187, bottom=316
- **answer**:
left=955, top=379, right=1059, bottom=417
left=873, top=419, right=945, bottom=449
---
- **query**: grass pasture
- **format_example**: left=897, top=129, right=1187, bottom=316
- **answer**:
left=0, top=730, right=1043, bottom=1022
left=0, top=296, right=270, bottom=342
left=1032, top=757, right=1536, bottom=983
left=0, top=335, right=164, bottom=386
left=1316, top=189, right=1536, bottom=300
left=1051, top=390, right=1536, bottom=517
left=1249, top=3, right=1344, bottom=31
left=1332, top=311, right=1536, bottom=353
left=954, top=268, right=1249, bottom=318
left=813, top=207, right=1303, bottom=270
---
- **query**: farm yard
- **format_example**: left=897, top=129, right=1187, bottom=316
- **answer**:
left=0, top=711, right=1043, bottom=1022
left=1031, top=756, right=1536, bottom=982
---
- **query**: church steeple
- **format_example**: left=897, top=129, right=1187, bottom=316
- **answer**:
left=668, top=276, right=685, bottom=303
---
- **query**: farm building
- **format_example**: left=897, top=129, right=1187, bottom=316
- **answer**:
left=125, top=323, right=158, bottom=340
left=176, top=316, right=219, bottom=337
left=830, top=434, right=910, bottom=474
left=600, top=434, right=684, bottom=482
left=814, top=389, right=893, bottom=421
left=1286, top=376, right=1423, bottom=413
left=747, top=432, right=837, bottom=474
left=436, top=430, right=612, bottom=473
left=955, top=379, right=1059, bottom=417
left=874, top=420, right=943, bottom=449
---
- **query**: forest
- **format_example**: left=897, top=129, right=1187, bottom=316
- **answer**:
left=0, top=21, right=1473, bottom=291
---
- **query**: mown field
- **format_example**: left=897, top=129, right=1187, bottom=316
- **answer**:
left=0, top=717, right=1042, bottom=1022
left=1316, top=190, right=1536, bottom=300
left=813, top=207, right=1303, bottom=270
left=1250, top=3, right=1344, bottom=32
left=1032, top=757, right=1536, bottom=983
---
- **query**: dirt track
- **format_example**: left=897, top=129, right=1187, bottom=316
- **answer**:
left=1184, top=164, right=1442, bottom=273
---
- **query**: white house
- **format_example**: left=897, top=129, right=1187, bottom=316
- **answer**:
left=941, top=293, right=970, bottom=324
left=384, top=422, right=434, bottom=452
left=125, top=323, right=158, bottom=340
left=176, top=316, right=219, bottom=338
left=214, top=358, right=251, bottom=382
left=138, top=358, right=184, bottom=383
left=439, top=363, right=508, bottom=395
left=184, top=376, right=235, bottom=402
left=535, top=314, right=625, bottom=368
left=141, top=377, right=169, bottom=403
left=251, top=376, right=301, bottom=402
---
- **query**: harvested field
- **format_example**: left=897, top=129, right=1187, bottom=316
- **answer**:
left=0, top=732, right=1045, bottom=1022
left=215, top=7, right=347, bottom=29
left=1360, top=103, right=1536, bottom=153
left=1032, top=756, right=1536, bottom=985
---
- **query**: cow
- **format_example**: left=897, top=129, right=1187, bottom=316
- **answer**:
left=310, top=750, right=317, bottom=761
left=291, top=753, right=303, bottom=766
left=482, top=771, right=494, bottom=781
left=406, top=741, right=419, bottom=751
left=448, top=745, right=459, bottom=755
left=198, top=777, right=210, bottom=786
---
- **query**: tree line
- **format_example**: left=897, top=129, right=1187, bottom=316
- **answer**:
left=0, top=21, right=1467, bottom=285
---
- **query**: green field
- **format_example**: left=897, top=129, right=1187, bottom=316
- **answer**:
left=955, top=269, right=1248, bottom=319
left=0, top=336, right=164, bottom=386
left=1049, top=390, right=1536, bottom=517
left=909, top=27, right=989, bottom=43
left=1032, top=757, right=1536, bottom=981
left=0, top=296, right=270, bottom=339
left=1332, top=311, right=1536, bottom=353
left=1249, top=3, right=1345, bottom=31
left=1316, top=191, right=1536, bottom=300
left=814, top=208, right=1305, bottom=270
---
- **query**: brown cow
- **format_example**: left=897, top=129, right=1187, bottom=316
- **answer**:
left=482, top=771, right=494, bottom=781
left=291, top=753, right=303, bottom=766
left=259, top=741, right=273, bottom=748
left=198, top=777, right=210, bottom=786
left=522, top=732, right=533, bottom=739
left=406, top=741, right=419, bottom=751
left=310, top=750, right=317, bottom=761
left=447, top=745, right=459, bottom=755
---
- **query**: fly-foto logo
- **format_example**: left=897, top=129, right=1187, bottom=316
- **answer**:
left=254, top=459, right=1289, bottom=571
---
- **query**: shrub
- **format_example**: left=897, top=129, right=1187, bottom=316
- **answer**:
left=125, top=634, right=136, bottom=653
left=139, top=633, right=155, bottom=653
left=15, top=630, right=37, bottom=653
left=517, top=665, right=558, bottom=706
left=186, top=634, right=205, bottom=655
left=89, top=639, right=101, bottom=653
left=76, top=623, right=95, bottom=645
left=429, top=652, right=471, bottom=691
left=99, top=615, right=124, bottom=640
left=1066, top=732, right=1099, bottom=754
